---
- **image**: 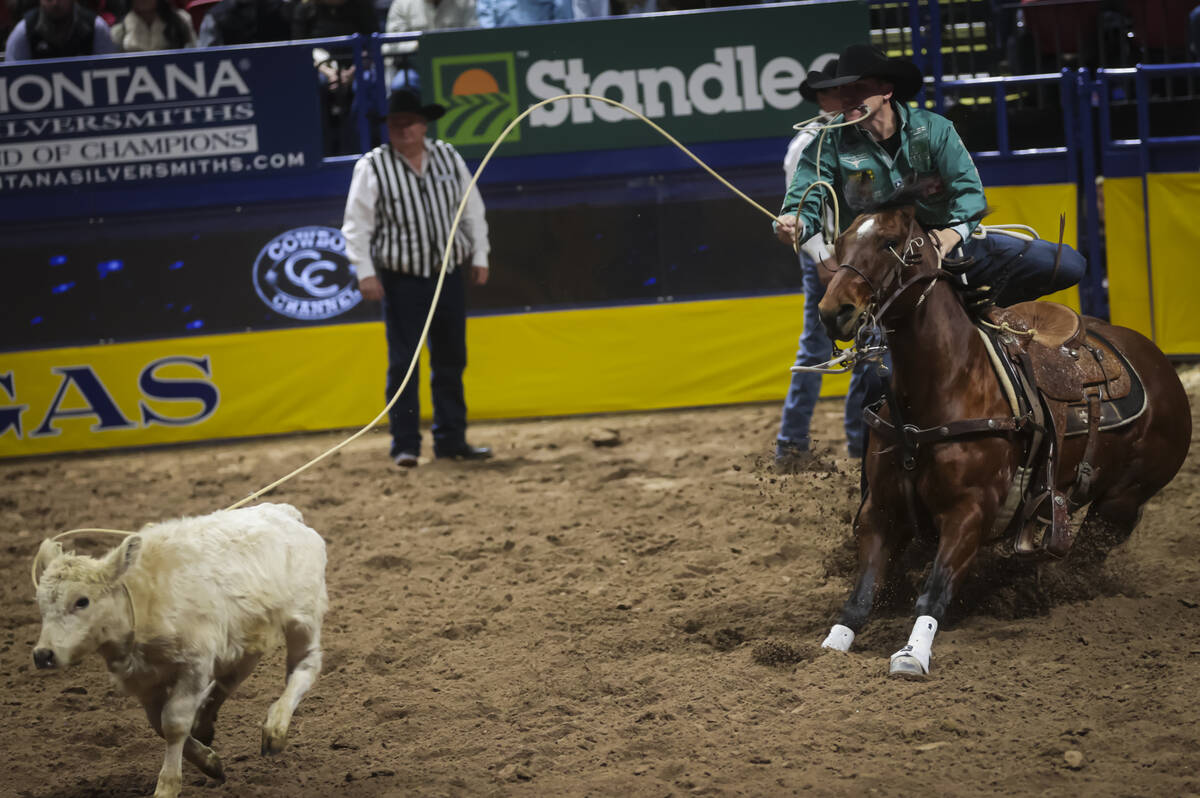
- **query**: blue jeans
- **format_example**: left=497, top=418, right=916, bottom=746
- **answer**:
left=961, top=231, right=1086, bottom=307
left=379, top=267, right=470, bottom=458
left=777, top=253, right=870, bottom=456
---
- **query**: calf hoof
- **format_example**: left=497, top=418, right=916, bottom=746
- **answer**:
left=198, top=752, right=226, bottom=782
left=261, top=726, right=288, bottom=756
left=888, top=653, right=930, bottom=679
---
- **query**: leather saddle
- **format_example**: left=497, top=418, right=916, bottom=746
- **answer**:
left=987, top=302, right=1145, bottom=436
left=979, top=302, right=1148, bottom=557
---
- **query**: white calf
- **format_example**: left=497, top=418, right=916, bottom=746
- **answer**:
left=32, top=502, right=328, bottom=798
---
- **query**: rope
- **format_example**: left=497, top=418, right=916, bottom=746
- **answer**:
left=787, top=106, right=877, bottom=255
left=977, top=319, right=1038, bottom=338
left=225, top=93, right=791, bottom=512
left=39, top=93, right=804, bottom=578
left=30, top=528, right=133, bottom=590
left=37, top=98, right=885, bottom=577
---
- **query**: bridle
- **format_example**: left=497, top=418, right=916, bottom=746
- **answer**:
left=832, top=213, right=955, bottom=330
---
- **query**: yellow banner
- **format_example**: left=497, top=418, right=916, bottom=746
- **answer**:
left=1, top=296, right=845, bottom=458
left=982, top=182, right=1080, bottom=309
left=1105, top=173, right=1200, bottom=355
left=1, top=181, right=1086, bottom=458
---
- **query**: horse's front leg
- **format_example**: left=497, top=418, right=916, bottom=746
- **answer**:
left=889, top=501, right=984, bottom=678
left=822, top=494, right=911, bottom=652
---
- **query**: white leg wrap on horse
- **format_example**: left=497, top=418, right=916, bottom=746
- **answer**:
left=821, top=624, right=855, bottom=652
left=890, top=616, right=938, bottom=674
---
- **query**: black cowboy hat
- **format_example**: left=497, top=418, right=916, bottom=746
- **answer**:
left=387, top=87, right=445, bottom=121
left=799, top=59, right=838, bottom=104
left=807, top=44, right=924, bottom=102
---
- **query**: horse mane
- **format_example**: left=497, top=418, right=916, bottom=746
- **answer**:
left=858, top=177, right=993, bottom=225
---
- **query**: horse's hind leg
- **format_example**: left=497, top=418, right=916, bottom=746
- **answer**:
left=262, top=617, right=323, bottom=755
left=822, top=497, right=912, bottom=652
left=1073, top=492, right=1145, bottom=563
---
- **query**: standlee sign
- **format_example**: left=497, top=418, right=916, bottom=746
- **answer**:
left=0, top=45, right=323, bottom=194
left=418, top=1, right=868, bottom=158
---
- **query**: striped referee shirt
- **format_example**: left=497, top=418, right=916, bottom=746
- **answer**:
left=342, top=138, right=490, bottom=280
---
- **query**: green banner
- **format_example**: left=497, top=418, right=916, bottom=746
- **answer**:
left=417, top=1, right=869, bottom=158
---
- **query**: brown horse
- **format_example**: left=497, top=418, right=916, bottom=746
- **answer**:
left=815, top=204, right=1191, bottom=677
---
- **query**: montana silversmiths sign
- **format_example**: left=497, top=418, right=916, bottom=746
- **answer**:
left=0, top=44, right=323, bottom=194
left=418, top=1, right=867, bottom=158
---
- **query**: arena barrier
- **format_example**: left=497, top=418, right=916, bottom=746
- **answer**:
left=1086, top=64, right=1200, bottom=356
left=939, top=70, right=1085, bottom=313
left=2, top=3, right=1187, bottom=458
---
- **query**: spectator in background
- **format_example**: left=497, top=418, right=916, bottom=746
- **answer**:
left=293, top=0, right=378, bottom=155
left=476, top=0, right=572, bottom=27
left=1, top=0, right=13, bottom=49
left=610, top=0, right=651, bottom=14
left=292, top=0, right=376, bottom=38
left=110, top=0, right=194, bottom=51
left=386, top=0, right=476, bottom=35
left=197, top=0, right=292, bottom=46
left=342, top=86, right=493, bottom=467
left=571, top=0, right=606, bottom=18
left=4, top=0, right=116, bottom=59
left=383, top=0, right=476, bottom=85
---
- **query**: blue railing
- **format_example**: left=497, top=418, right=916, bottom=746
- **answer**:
left=1088, top=61, right=1200, bottom=332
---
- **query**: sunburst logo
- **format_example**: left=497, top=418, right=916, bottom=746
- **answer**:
left=431, top=52, right=520, bottom=147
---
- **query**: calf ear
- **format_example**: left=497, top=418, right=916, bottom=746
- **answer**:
left=107, top=535, right=142, bottom=581
left=32, top=539, right=64, bottom=587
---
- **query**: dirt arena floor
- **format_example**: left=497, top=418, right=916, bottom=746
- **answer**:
left=3, top=367, right=1200, bottom=798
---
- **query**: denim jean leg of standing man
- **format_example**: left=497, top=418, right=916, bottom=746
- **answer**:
left=380, top=270, right=429, bottom=459
left=842, top=361, right=870, bottom=458
left=777, top=256, right=833, bottom=456
left=426, top=266, right=470, bottom=455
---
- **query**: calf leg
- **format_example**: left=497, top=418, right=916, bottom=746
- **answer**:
left=141, top=692, right=225, bottom=785
left=192, top=653, right=261, bottom=747
left=262, top=619, right=322, bottom=755
left=152, top=672, right=213, bottom=798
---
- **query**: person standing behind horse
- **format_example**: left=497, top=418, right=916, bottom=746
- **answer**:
left=775, top=44, right=1086, bottom=308
left=341, top=86, right=493, bottom=468
left=775, top=62, right=874, bottom=470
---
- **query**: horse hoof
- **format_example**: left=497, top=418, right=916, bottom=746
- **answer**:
left=889, top=654, right=929, bottom=679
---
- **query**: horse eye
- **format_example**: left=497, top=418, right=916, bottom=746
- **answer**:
left=883, top=239, right=899, bottom=249
left=73, top=597, right=89, bottom=610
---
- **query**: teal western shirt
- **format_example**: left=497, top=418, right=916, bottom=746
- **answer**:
left=780, top=101, right=986, bottom=245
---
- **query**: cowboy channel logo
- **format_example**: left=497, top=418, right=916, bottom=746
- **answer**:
left=430, top=53, right=520, bottom=147
left=252, top=226, right=362, bottom=321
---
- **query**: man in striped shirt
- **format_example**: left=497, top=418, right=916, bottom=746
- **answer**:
left=342, top=87, right=493, bottom=467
